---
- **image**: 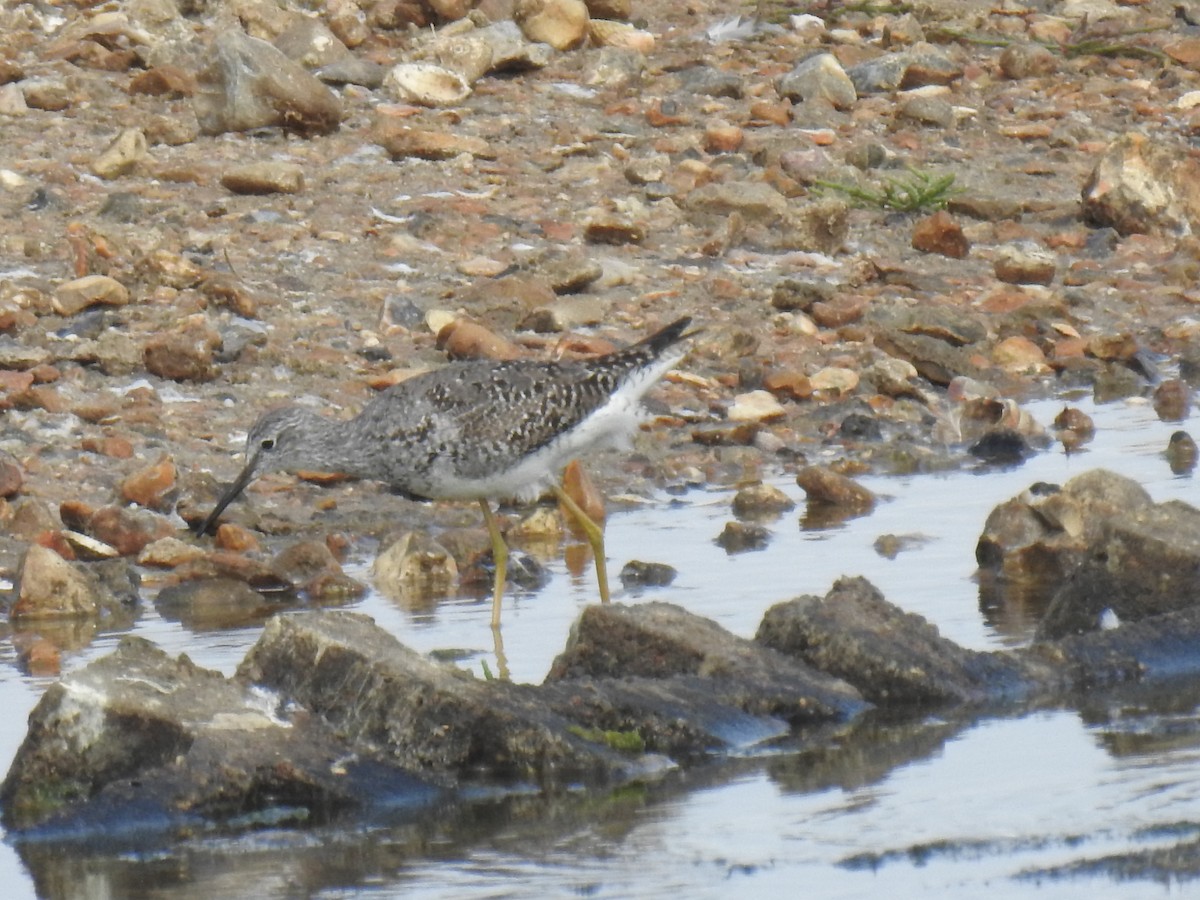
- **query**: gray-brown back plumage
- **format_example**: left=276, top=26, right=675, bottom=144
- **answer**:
left=198, top=317, right=693, bottom=532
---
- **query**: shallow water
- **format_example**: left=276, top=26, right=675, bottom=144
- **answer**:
left=4, top=395, right=1200, bottom=899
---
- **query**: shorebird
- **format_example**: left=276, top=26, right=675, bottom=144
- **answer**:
left=197, top=317, right=694, bottom=628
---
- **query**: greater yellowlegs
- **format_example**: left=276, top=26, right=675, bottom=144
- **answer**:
left=197, top=317, right=694, bottom=627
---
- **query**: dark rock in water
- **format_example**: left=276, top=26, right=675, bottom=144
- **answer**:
left=757, top=577, right=1033, bottom=706
left=1153, top=378, right=1191, bottom=422
left=839, top=412, right=883, bottom=441
left=272, top=539, right=366, bottom=601
left=239, top=611, right=645, bottom=784
left=1167, top=430, right=1198, bottom=475
left=503, top=550, right=549, bottom=590
left=16, top=572, right=1200, bottom=845
left=716, top=520, right=770, bottom=553
left=1092, top=361, right=1143, bottom=403
left=969, top=428, right=1032, bottom=464
left=155, top=576, right=286, bottom=631
left=978, top=468, right=1200, bottom=641
left=619, top=560, right=677, bottom=587
left=796, top=465, right=875, bottom=509
left=731, top=483, right=795, bottom=519
left=546, top=602, right=868, bottom=725
left=0, top=636, right=444, bottom=834
left=976, top=469, right=1151, bottom=579
left=1028, top=605, right=1200, bottom=687
left=1036, top=495, right=1200, bottom=640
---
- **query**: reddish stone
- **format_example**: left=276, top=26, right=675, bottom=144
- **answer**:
left=1051, top=337, right=1087, bottom=360
left=28, top=364, right=60, bottom=384
left=0, top=371, right=34, bottom=394
left=764, top=370, right=814, bottom=400
left=59, top=500, right=95, bottom=532
left=1087, top=333, right=1138, bottom=362
left=748, top=99, right=791, bottom=126
left=704, top=123, right=744, bottom=153
left=88, top=506, right=174, bottom=557
left=560, top=459, right=605, bottom=538
left=0, top=457, right=22, bottom=498
left=978, top=288, right=1032, bottom=314
left=1165, top=37, right=1200, bottom=69
left=143, top=321, right=221, bottom=382
left=127, top=65, right=196, bottom=97
left=13, top=634, right=62, bottom=677
left=645, top=100, right=690, bottom=127
left=810, top=295, right=866, bottom=328
left=1064, top=260, right=1103, bottom=286
left=993, top=336, right=1048, bottom=372
left=325, top=532, right=352, bottom=562
left=911, top=210, right=970, bottom=258
left=72, top=399, right=122, bottom=422
left=119, top=456, right=177, bottom=511
left=796, top=466, right=875, bottom=509
left=33, top=531, right=75, bottom=560
left=82, top=436, right=135, bottom=459
left=1153, top=379, right=1191, bottom=422
left=999, top=123, right=1053, bottom=140
left=215, top=523, right=261, bottom=553
left=436, top=320, right=523, bottom=361
left=539, top=220, right=576, bottom=241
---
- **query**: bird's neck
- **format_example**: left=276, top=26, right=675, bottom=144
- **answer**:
left=293, top=411, right=371, bottom=478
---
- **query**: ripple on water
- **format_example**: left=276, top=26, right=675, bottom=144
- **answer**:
left=0, top=396, right=1198, bottom=899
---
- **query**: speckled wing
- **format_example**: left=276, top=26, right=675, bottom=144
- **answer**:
left=428, top=360, right=618, bottom=479
left=351, top=317, right=692, bottom=493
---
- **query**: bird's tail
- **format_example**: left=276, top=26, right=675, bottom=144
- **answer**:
left=596, top=316, right=697, bottom=387
left=630, top=316, right=696, bottom=357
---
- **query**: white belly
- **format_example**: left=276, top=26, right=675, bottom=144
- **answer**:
left=422, top=352, right=679, bottom=502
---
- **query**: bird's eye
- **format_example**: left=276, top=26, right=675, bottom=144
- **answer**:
left=260, top=438, right=276, bottom=450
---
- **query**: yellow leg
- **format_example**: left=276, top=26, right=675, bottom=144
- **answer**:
left=491, top=618, right=510, bottom=682
left=551, top=483, right=611, bottom=604
left=479, top=499, right=508, bottom=629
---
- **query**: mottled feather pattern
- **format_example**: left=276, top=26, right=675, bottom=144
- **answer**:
left=220, top=317, right=692, bottom=505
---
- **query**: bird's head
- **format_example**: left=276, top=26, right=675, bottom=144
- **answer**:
left=195, top=406, right=334, bottom=535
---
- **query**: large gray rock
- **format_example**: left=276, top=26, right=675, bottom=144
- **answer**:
left=758, top=577, right=1034, bottom=705
left=238, top=611, right=650, bottom=784
left=547, top=602, right=869, bottom=724
left=1038, top=497, right=1200, bottom=639
left=1082, top=131, right=1200, bottom=235
left=0, top=636, right=442, bottom=833
left=192, top=29, right=342, bottom=136
left=777, top=53, right=856, bottom=109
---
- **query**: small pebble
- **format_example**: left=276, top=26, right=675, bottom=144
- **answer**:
left=911, top=210, right=969, bottom=259
left=119, top=456, right=177, bottom=511
left=91, top=128, right=147, bottom=179
left=619, top=560, right=676, bottom=587
left=969, top=429, right=1033, bottom=465
left=728, top=390, right=786, bottom=423
left=796, top=466, right=875, bottom=509
left=731, top=483, right=795, bottom=518
left=1167, top=430, right=1198, bottom=475
left=715, top=520, right=770, bottom=554
left=1153, top=379, right=1191, bottom=422
left=220, top=162, right=305, bottom=195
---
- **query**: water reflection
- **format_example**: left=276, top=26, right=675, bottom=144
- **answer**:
left=4, top=396, right=1200, bottom=898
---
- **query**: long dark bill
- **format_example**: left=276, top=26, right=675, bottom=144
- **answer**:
left=195, top=454, right=260, bottom=536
